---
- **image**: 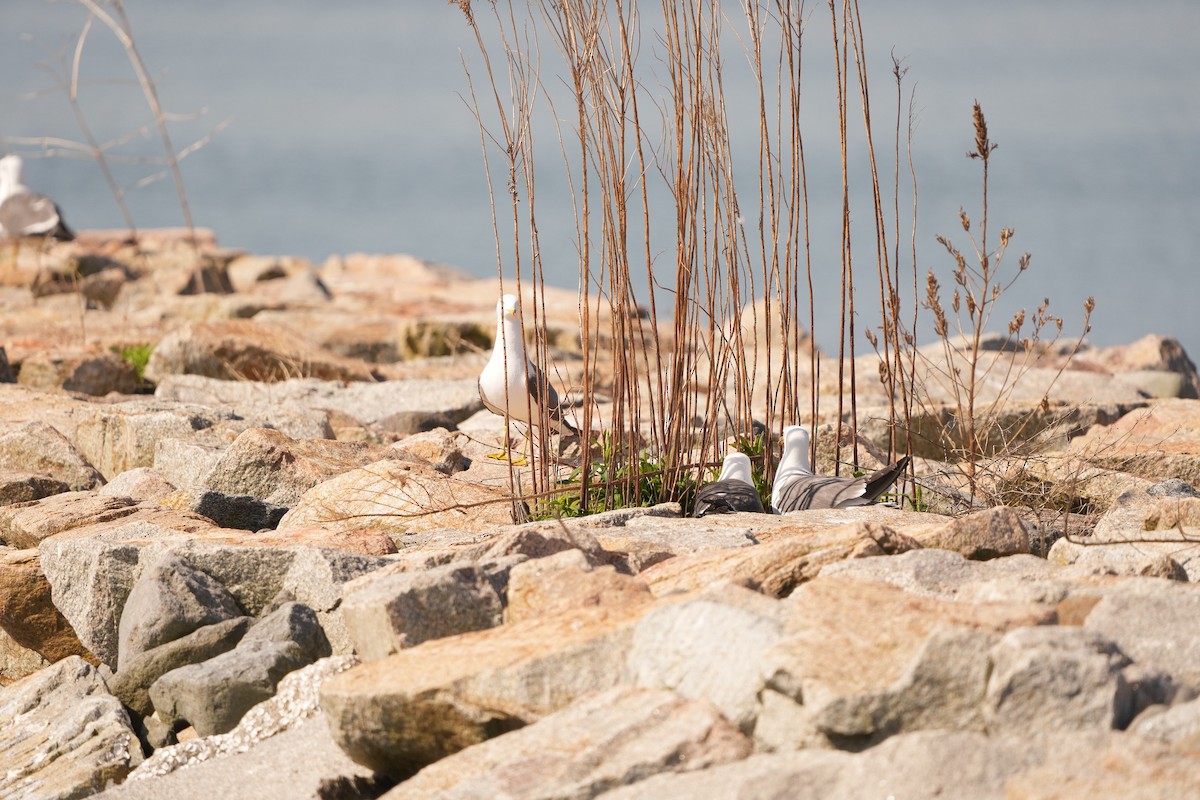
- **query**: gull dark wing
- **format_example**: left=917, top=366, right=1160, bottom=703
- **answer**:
left=526, top=361, right=577, bottom=434
left=860, top=455, right=910, bottom=503
left=0, top=193, right=74, bottom=241
left=693, top=481, right=766, bottom=516
left=773, top=474, right=868, bottom=512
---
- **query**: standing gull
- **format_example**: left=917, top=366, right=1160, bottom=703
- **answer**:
left=693, top=451, right=766, bottom=516
left=771, top=425, right=910, bottom=513
left=478, top=293, right=577, bottom=461
left=0, top=155, right=74, bottom=242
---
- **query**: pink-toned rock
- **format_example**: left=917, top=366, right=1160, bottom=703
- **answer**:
left=1068, top=399, right=1200, bottom=485
left=506, top=548, right=654, bottom=623
left=0, top=548, right=95, bottom=665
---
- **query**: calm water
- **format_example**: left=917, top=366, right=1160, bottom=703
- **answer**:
left=3, top=1, right=1199, bottom=361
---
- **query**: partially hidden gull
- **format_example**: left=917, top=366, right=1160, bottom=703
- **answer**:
left=478, top=293, right=577, bottom=461
left=692, top=451, right=766, bottom=516
left=770, top=425, right=909, bottom=513
left=0, top=154, right=74, bottom=242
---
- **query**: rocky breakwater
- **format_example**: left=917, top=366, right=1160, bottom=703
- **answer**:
left=2, top=231, right=1200, bottom=798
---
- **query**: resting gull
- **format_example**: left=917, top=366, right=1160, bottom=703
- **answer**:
left=692, top=451, right=766, bottom=516
left=771, top=425, right=909, bottom=513
left=478, top=293, right=577, bottom=461
left=0, top=155, right=74, bottom=242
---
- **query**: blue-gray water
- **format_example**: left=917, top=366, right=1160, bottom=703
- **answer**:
left=3, top=1, right=1199, bottom=361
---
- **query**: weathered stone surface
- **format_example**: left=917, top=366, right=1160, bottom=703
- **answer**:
left=0, top=656, right=143, bottom=799
left=0, top=625, right=49, bottom=686
left=0, top=471, right=72, bottom=507
left=1004, top=732, right=1200, bottom=799
left=160, top=488, right=288, bottom=531
left=18, top=348, right=141, bottom=396
left=150, top=603, right=330, bottom=736
left=904, top=505, right=1031, bottom=559
left=587, top=515, right=758, bottom=573
left=506, top=548, right=653, bottom=623
left=97, top=467, right=177, bottom=503
left=199, top=426, right=411, bottom=505
left=341, top=562, right=503, bottom=661
left=144, top=319, right=378, bottom=384
left=1049, top=481, right=1200, bottom=579
left=111, top=616, right=252, bottom=717
left=0, top=492, right=139, bottom=548
left=639, top=519, right=919, bottom=598
left=383, top=687, right=752, bottom=799
left=277, top=459, right=517, bottom=534
left=128, top=655, right=357, bottom=779
left=626, top=584, right=782, bottom=731
left=152, top=437, right=227, bottom=492
left=155, top=373, right=484, bottom=428
left=117, top=552, right=244, bottom=668
left=1131, top=695, right=1200, bottom=743
left=93, top=712, right=381, bottom=800
left=984, top=625, right=1133, bottom=736
left=322, top=602, right=651, bottom=777
left=1085, top=578, right=1200, bottom=688
left=756, top=575, right=1054, bottom=749
left=0, top=421, right=104, bottom=491
left=819, top=548, right=1071, bottom=604
left=599, top=729, right=1040, bottom=800
left=1068, top=398, right=1200, bottom=485
left=393, top=427, right=466, bottom=474
left=0, top=548, right=94, bottom=665
left=72, top=400, right=240, bottom=481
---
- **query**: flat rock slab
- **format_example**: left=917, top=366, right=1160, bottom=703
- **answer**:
left=0, top=656, right=143, bottom=800
left=382, top=687, right=751, bottom=799
left=597, top=729, right=1039, bottom=800
left=639, top=519, right=918, bottom=598
left=758, top=574, right=1056, bottom=747
left=155, top=373, right=484, bottom=428
left=322, top=602, right=652, bottom=777
left=1084, top=578, right=1200, bottom=689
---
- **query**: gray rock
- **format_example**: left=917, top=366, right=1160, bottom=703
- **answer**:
left=117, top=552, right=244, bottom=668
left=92, top=713, right=382, bottom=800
left=341, top=562, right=504, bottom=660
left=624, top=583, right=783, bottom=731
left=984, top=626, right=1133, bottom=736
left=128, top=655, right=357, bottom=780
left=819, top=548, right=1062, bottom=600
left=150, top=603, right=330, bottom=737
left=241, top=601, right=332, bottom=662
left=598, top=729, right=1037, bottom=800
left=1131, top=694, right=1200, bottom=743
left=1085, top=578, right=1200, bottom=688
left=0, top=656, right=143, bottom=799
left=110, top=616, right=252, bottom=717
left=0, top=420, right=104, bottom=491
left=40, top=534, right=147, bottom=666
left=198, top=426, right=409, bottom=505
left=382, top=687, right=752, bottom=799
left=72, top=400, right=241, bottom=481
left=152, top=437, right=227, bottom=492
left=155, top=374, right=483, bottom=427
